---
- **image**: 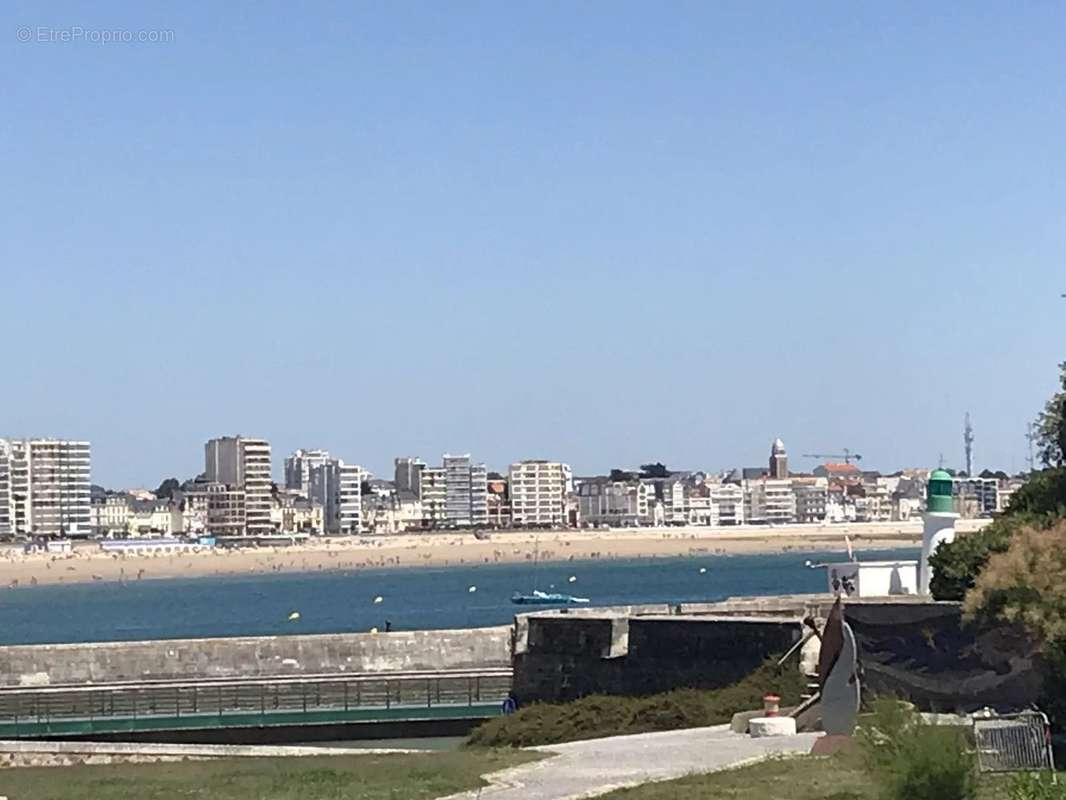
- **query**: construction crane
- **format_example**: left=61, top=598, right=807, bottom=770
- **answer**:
left=801, top=449, right=863, bottom=465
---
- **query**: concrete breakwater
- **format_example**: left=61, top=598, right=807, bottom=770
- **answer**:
left=0, top=627, right=511, bottom=687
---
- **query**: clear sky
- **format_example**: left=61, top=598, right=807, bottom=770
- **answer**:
left=3, top=2, right=1064, bottom=487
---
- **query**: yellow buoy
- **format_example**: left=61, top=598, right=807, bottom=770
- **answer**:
left=373, top=595, right=383, bottom=605
left=288, top=611, right=301, bottom=621
left=468, top=585, right=477, bottom=593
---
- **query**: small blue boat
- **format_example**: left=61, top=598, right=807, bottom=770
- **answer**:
left=511, top=589, right=589, bottom=606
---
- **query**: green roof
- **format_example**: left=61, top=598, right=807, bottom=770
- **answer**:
left=930, top=469, right=953, bottom=482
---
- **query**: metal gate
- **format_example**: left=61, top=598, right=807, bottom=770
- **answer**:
left=973, top=711, right=1055, bottom=774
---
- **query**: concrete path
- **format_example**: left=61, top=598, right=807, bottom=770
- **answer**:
left=438, top=725, right=820, bottom=800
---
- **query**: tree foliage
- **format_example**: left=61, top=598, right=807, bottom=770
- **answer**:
left=154, top=478, right=181, bottom=500
left=1035, top=361, right=1066, bottom=468
left=963, top=520, right=1066, bottom=643
left=639, top=462, right=670, bottom=478
left=609, top=468, right=636, bottom=482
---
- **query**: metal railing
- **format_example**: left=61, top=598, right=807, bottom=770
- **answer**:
left=973, top=711, right=1055, bottom=774
left=0, top=669, right=512, bottom=733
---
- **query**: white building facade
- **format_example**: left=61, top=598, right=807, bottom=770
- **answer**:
left=442, top=454, right=488, bottom=527
left=0, top=439, right=92, bottom=538
left=508, top=460, right=571, bottom=527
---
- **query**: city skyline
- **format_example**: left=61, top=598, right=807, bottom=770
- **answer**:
left=5, top=3, right=1065, bottom=486
left=0, top=430, right=1022, bottom=491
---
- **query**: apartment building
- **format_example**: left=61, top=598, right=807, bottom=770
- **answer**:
left=309, top=459, right=362, bottom=534
left=708, top=482, right=745, bottom=525
left=204, top=436, right=273, bottom=535
left=128, top=499, right=183, bottom=536
left=792, top=478, right=828, bottom=524
left=508, top=460, right=571, bottom=527
left=953, top=476, right=999, bottom=518
left=283, top=449, right=333, bottom=496
left=746, top=478, right=796, bottom=524
left=442, top=455, right=488, bottom=528
left=487, top=477, right=511, bottom=528
left=0, top=439, right=91, bottom=538
left=196, top=482, right=246, bottom=537
left=419, top=467, right=447, bottom=528
left=576, top=479, right=653, bottom=527
left=90, top=494, right=133, bottom=537
left=394, top=458, right=425, bottom=499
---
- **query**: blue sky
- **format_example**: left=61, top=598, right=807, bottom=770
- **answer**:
left=3, top=2, right=1064, bottom=486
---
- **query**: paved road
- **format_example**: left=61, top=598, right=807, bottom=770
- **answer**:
left=439, top=725, right=821, bottom=800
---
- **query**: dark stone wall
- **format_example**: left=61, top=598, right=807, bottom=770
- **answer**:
left=622, top=618, right=800, bottom=696
left=514, top=615, right=801, bottom=703
left=513, top=617, right=622, bottom=703
left=514, top=602, right=1043, bottom=713
left=846, top=603, right=1041, bottom=713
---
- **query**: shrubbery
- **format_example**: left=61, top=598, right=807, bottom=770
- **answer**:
left=858, top=699, right=977, bottom=800
left=466, top=658, right=805, bottom=748
left=1008, top=770, right=1066, bottom=800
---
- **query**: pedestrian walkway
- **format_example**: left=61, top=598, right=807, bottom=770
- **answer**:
left=438, top=724, right=821, bottom=800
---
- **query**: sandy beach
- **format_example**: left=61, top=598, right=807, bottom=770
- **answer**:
left=0, top=520, right=989, bottom=589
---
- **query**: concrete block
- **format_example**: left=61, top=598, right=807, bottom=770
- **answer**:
left=748, top=716, right=797, bottom=738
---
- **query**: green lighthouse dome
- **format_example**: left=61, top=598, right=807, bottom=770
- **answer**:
left=927, top=469, right=954, bottom=513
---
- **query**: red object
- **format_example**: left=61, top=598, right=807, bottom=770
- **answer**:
left=763, top=693, right=780, bottom=717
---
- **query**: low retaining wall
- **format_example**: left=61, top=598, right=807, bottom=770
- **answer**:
left=0, top=627, right=511, bottom=686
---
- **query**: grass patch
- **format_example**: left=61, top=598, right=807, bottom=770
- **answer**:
left=596, top=751, right=1014, bottom=799
left=468, top=658, right=806, bottom=748
left=0, top=749, right=539, bottom=800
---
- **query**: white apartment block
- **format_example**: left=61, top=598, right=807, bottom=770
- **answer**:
left=509, top=460, right=571, bottom=527
left=662, top=480, right=688, bottom=525
left=308, top=459, right=363, bottom=534
left=442, top=455, right=488, bottom=528
left=746, top=479, right=796, bottom=524
left=419, top=467, right=447, bottom=528
left=708, top=482, right=745, bottom=525
left=0, top=439, right=91, bottom=538
left=283, top=449, right=332, bottom=496
left=204, top=436, right=273, bottom=535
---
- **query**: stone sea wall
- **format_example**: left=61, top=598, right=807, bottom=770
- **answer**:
left=0, top=627, right=511, bottom=686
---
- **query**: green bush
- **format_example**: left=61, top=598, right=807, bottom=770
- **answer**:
left=1008, top=771, right=1066, bottom=800
left=467, top=658, right=805, bottom=748
left=859, top=699, right=976, bottom=800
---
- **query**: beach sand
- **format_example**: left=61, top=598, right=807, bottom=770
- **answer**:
left=0, top=520, right=988, bottom=589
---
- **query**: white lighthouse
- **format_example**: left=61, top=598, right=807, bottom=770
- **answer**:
left=919, top=468, right=958, bottom=596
